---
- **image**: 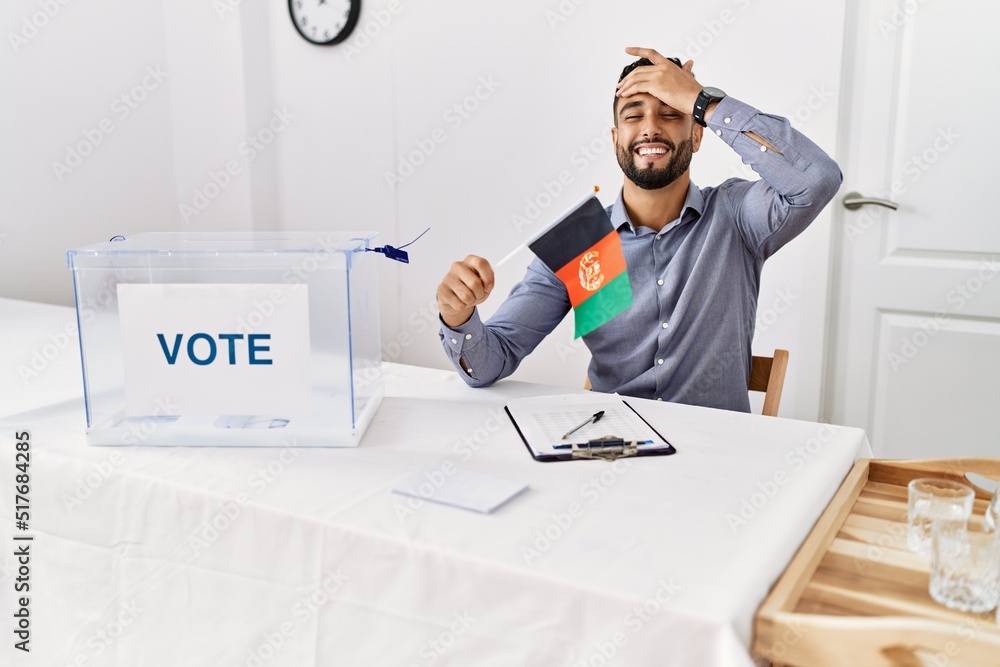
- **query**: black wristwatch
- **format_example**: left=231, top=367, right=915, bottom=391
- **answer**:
left=693, top=86, right=726, bottom=127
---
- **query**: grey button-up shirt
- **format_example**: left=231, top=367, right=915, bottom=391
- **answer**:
left=439, top=96, right=842, bottom=412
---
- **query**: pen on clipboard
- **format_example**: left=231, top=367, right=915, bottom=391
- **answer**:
left=561, top=410, right=605, bottom=440
left=553, top=439, right=654, bottom=450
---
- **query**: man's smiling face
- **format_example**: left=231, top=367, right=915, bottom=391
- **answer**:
left=612, top=93, right=701, bottom=190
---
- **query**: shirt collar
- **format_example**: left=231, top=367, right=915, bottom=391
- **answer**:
left=610, top=181, right=705, bottom=235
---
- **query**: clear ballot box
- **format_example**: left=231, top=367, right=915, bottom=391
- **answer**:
left=66, top=232, right=383, bottom=446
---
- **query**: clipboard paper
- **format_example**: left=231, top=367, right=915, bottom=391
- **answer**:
left=504, top=394, right=676, bottom=462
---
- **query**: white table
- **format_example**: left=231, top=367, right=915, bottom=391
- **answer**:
left=0, top=298, right=872, bottom=666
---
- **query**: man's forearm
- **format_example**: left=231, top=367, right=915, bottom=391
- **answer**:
left=709, top=96, right=840, bottom=201
left=437, top=257, right=572, bottom=388
left=710, top=96, right=842, bottom=259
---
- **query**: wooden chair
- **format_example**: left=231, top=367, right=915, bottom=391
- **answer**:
left=749, top=349, right=789, bottom=417
left=584, top=348, right=789, bottom=417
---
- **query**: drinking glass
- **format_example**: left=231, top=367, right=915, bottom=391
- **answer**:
left=929, top=526, right=1000, bottom=613
left=907, top=478, right=974, bottom=557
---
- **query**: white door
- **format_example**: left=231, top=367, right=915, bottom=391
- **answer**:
left=825, top=0, right=1000, bottom=458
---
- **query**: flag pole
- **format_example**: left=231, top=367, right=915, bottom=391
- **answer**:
left=494, top=243, right=526, bottom=270
left=494, top=186, right=600, bottom=270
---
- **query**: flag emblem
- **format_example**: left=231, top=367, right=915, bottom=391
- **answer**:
left=527, top=195, right=633, bottom=338
left=579, top=251, right=604, bottom=292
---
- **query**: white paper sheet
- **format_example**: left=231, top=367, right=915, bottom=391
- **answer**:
left=391, top=466, right=529, bottom=514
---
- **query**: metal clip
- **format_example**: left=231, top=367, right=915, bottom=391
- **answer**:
left=571, top=436, right=639, bottom=461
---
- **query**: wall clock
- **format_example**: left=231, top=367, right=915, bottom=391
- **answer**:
left=288, top=0, right=360, bottom=46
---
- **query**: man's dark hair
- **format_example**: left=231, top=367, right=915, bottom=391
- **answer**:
left=613, top=57, right=653, bottom=122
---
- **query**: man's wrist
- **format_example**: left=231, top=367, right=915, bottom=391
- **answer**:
left=681, top=86, right=702, bottom=122
left=441, top=308, right=475, bottom=329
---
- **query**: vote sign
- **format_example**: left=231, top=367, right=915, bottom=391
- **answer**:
left=118, top=284, right=312, bottom=417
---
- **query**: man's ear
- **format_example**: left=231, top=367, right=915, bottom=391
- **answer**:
left=611, top=125, right=618, bottom=145
left=691, top=123, right=704, bottom=153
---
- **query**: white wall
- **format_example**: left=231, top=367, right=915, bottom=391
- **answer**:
left=1, top=0, right=846, bottom=421
left=0, top=0, right=178, bottom=303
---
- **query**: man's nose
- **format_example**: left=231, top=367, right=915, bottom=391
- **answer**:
left=640, top=117, right=662, bottom=140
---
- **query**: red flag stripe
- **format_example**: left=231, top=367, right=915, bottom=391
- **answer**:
left=554, top=230, right=627, bottom=307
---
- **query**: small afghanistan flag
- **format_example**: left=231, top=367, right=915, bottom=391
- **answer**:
left=527, top=194, right=633, bottom=338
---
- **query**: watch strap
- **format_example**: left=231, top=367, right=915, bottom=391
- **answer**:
left=693, top=89, right=724, bottom=127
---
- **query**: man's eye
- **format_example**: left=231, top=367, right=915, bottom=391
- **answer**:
left=661, top=113, right=680, bottom=119
left=625, top=115, right=641, bottom=121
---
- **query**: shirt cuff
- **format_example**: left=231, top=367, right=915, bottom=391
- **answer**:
left=707, top=96, right=803, bottom=167
left=705, top=96, right=759, bottom=146
left=438, top=309, right=486, bottom=355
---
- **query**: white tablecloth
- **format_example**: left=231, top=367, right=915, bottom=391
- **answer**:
left=0, top=298, right=872, bottom=666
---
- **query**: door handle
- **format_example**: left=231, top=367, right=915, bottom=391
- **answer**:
left=842, top=191, right=899, bottom=211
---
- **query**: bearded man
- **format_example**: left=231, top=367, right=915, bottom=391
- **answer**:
left=434, top=47, right=841, bottom=412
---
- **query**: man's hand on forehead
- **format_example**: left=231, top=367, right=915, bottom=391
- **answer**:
left=616, top=47, right=702, bottom=120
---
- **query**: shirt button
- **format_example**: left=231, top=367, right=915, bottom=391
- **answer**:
left=657, top=359, right=664, bottom=365
left=760, top=145, right=767, bottom=152
left=716, top=129, right=722, bottom=136
left=451, top=338, right=458, bottom=344
left=656, top=397, right=663, bottom=401
left=466, top=367, right=473, bottom=374
left=657, top=279, right=664, bottom=286
left=723, top=117, right=731, bottom=124
left=465, top=333, right=472, bottom=340
left=661, top=322, right=669, bottom=329
left=655, top=234, right=662, bottom=240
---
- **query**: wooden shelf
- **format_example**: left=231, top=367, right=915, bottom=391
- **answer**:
left=753, top=458, right=1000, bottom=667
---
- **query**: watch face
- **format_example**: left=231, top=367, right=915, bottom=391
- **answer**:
left=703, top=86, right=727, bottom=99
left=289, top=0, right=360, bottom=45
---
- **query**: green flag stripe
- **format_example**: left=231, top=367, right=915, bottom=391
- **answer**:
left=573, top=272, right=633, bottom=338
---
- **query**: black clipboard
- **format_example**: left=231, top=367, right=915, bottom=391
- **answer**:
left=504, top=400, right=677, bottom=462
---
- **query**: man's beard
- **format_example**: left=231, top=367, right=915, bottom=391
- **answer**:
left=616, top=136, right=693, bottom=190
